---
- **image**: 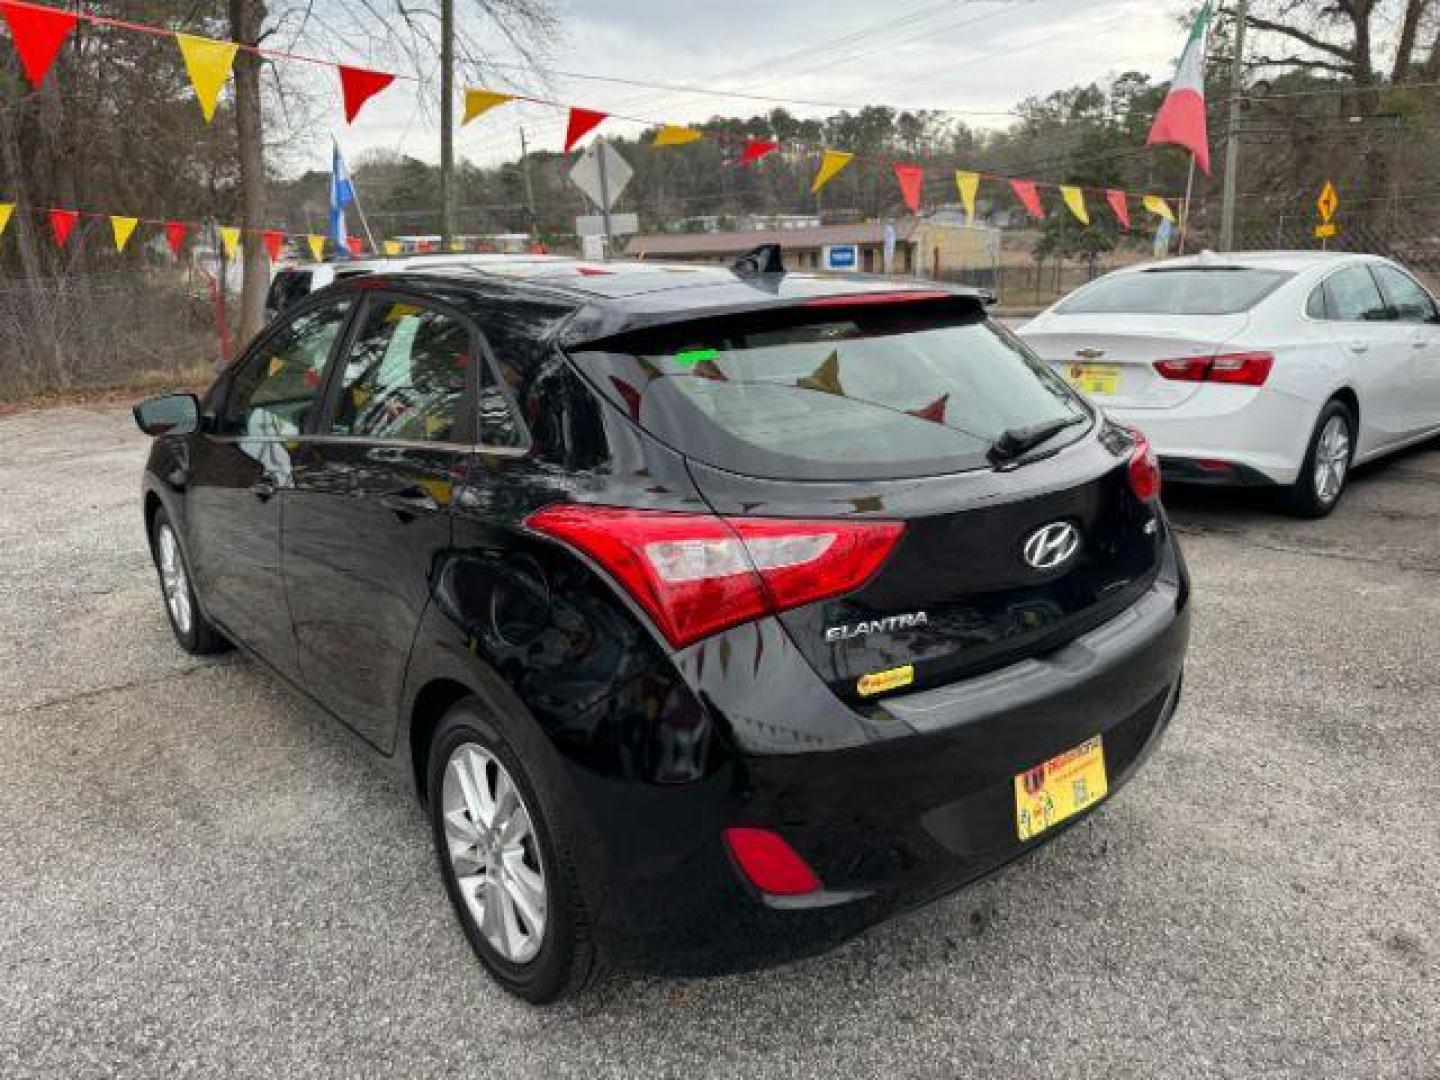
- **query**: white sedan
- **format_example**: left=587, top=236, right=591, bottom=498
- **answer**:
left=1019, top=251, right=1440, bottom=516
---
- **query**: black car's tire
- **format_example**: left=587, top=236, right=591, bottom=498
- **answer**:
left=1282, top=400, right=1356, bottom=519
left=427, top=698, right=598, bottom=1004
left=149, top=508, right=229, bottom=655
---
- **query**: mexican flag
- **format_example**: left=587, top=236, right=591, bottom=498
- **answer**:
left=1147, top=3, right=1212, bottom=174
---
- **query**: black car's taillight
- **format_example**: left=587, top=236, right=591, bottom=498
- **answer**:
left=1126, top=428, right=1162, bottom=503
left=525, top=505, right=904, bottom=649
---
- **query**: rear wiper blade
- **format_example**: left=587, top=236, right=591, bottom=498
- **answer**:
left=987, top=414, right=1085, bottom=468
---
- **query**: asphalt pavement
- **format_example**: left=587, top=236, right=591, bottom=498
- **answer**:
left=1, top=404, right=1436, bottom=1079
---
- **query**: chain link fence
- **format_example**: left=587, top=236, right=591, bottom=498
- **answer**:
left=0, top=269, right=224, bottom=401
left=1229, top=213, right=1440, bottom=292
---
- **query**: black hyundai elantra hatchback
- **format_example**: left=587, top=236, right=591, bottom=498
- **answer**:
left=135, top=253, right=1190, bottom=1002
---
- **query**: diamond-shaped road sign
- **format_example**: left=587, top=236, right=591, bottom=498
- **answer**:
left=568, top=141, right=633, bottom=212
left=1317, top=180, right=1339, bottom=223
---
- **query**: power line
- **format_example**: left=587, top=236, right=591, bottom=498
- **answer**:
left=469, top=61, right=1027, bottom=119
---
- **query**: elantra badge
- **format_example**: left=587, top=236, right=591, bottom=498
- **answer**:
left=1022, top=522, right=1080, bottom=571
left=825, top=612, right=928, bottom=643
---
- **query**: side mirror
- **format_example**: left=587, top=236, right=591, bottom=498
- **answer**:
left=134, top=393, right=201, bottom=437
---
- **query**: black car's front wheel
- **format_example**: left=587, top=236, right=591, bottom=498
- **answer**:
left=427, top=699, right=597, bottom=1003
left=150, top=509, right=228, bottom=655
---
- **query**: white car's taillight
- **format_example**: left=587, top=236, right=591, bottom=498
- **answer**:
left=1153, top=351, right=1274, bottom=386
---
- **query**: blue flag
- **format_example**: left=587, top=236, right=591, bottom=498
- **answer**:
left=330, top=139, right=356, bottom=258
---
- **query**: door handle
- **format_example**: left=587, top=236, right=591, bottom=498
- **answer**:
left=380, top=486, right=441, bottom=518
left=1349, top=342, right=1370, bottom=354
left=249, top=476, right=277, bottom=500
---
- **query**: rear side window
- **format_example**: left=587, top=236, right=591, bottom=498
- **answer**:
left=1323, top=266, right=1389, bottom=322
left=570, top=301, right=1088, bottom=481
left=328, top=299, right=471, bottom=443
left=1058, top=268, right=1291, bottom=315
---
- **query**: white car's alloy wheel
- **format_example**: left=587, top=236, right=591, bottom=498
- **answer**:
left=1314, top=413, right=1351, bottom=506
left=441, top=743, right=548, bottom=964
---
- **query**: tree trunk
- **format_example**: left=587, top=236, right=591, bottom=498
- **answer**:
left=230, top=0, right=268, bottom=348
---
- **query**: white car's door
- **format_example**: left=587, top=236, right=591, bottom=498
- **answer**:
left=1314, top=264, right=1413, bottom=450
left=1371, top=263, right=1440, bottom=435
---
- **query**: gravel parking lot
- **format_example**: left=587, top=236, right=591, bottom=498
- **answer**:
left=1, top=404, right=1437, bottom=1079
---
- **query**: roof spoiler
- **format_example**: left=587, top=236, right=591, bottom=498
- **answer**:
left=731, top=243, right=785, bottom=278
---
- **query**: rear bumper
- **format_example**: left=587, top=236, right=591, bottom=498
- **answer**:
left=573, top=547, right=1191, bottom=975
left=1108, top=386, right=1315, bottom=486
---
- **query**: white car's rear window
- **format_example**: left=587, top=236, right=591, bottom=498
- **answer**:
left=1059, top=268, right=1292, bottom=316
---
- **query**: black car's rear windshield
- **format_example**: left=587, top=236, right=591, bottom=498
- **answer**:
left=568, top=298, right=1089, bottom=481
left=1058, top=267, right=1292, bottom=315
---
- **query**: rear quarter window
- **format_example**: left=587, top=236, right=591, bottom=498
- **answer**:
left=1059, top=268, right=1292, bottom=315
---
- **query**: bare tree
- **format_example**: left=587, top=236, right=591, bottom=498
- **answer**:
left=1241, top=0, right=1437, bottom=85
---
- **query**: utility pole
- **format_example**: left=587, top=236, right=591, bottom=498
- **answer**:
left=439, top=0, right=457, bottom=250
left=518, top=126, right=538, bottom=238
left=1219, top=0, right=1249, bottom=251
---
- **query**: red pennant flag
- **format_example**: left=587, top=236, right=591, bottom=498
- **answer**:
left=893, top=163, right=924, bottom=214
left=1010, top=179, right=1044, bottom=219
left=346, top=235, right=364, bottom=257
left=48, top=208, right=79, bottom=248
left=338, top=65, right=395, bottom=124
left=165, top=221, right=188, bottom=256
left=0, top=1, right=79, bottom=88
left=564, top=107, right=607, bottom=151
left=262, top=230, right=285, bottom=262
left=1106, top=189, right=1130, bottom=230
left=740, top=139, right=778, bottom=166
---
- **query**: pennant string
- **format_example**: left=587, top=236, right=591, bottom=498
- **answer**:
left=0, top=1, right=1186, bottom=207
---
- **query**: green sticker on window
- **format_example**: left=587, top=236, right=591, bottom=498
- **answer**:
left=674, top=347, right=719, bottom=367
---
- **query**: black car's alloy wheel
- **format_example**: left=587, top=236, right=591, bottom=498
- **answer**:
left=427, top=699, right=597, bottom=1003
left=150, top=509, right=228, bottom=655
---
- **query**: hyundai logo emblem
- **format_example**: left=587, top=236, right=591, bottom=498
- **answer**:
left=1022, top=521, right=1081, bottom=571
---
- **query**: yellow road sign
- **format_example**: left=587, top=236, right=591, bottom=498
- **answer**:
left=1317, top=181, right=1339, bottom=223
left=1315, top=222, right=1337, bottom=239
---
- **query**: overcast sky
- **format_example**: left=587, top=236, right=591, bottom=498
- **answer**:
left=308, top=0, right=1191, bottom=174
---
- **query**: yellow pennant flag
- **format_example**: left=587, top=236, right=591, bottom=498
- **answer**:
left=954, top=171, right=980, bottom=221
left=307, top=235, right=326, bottom=262
left=382, top=239, right=402, bottom=256
left=0, top=202, right=13, bottom=239
left=1060, top=186, right=1090, bottom=225
left=110, top=216, right=139, bottom=252
left=219, top=226, right=241, bottom=259
left=463, top=89, right=513, bottom=125
left=176, top=33, right=239, bottom=123
left=653, top=124, right=703, bottom=147
left=1143, top=195, right=1176, bottom=223
left=810, top=150, right=853, bottom=194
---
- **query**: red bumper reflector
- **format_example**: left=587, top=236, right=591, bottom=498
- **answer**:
left=723, top=827, right=822, bottom=896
